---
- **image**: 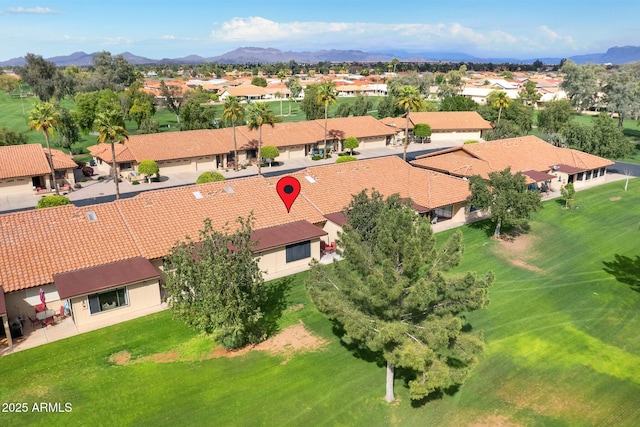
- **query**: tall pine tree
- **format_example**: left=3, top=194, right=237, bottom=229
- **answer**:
left=307, top=191, right=494, bottom=402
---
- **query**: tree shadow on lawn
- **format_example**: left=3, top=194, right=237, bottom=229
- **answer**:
left=467, top=218, right=531, bottom=240
left=603, top=254, right=640, bottom=293
left=262, top=276, right=294, bottom=338
left=623, top=128, right=640, bottom=144
left=330, top=320, right=385, bottom=366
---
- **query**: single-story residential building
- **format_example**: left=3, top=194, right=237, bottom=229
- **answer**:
left=219, top=84, right=268, bottom=101
left=0, top=144, right=77, bottom=196
left=86, top=116, right=397, bottom=173
left=0, top=156, right=470, bottom=339
left=380, top=111, right=493, bottom=144
left=411, top=135, right=614, bottom=191
left=278, top=156, right=471, bottom=243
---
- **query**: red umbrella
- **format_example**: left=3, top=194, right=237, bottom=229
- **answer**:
left=39, top=288, right=46, bottom=310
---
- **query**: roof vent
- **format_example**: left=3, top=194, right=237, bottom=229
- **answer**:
left=304, top=175, right=316, bottom=184
left=223, top=185, right=235, bottom=194
left=193, top=191, right=204, bottom=200
left=552, top=165, right=559, bottom=171
left=86, top=211, right=98, bottom=222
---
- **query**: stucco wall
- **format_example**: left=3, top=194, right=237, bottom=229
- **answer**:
left=431, top=131, right=481, bottom=142
left=69, top=279, right=161, bottom=329
left=322, top=221, right=343, bottom=244
left=258, top=239, right=321, bottom=279
left=5, top=284, right=63, bottom=322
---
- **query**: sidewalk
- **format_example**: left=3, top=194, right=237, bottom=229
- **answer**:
left=0, top=140, right=458, bottom=212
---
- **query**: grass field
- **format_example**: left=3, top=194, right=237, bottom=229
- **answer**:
left=1, top=180, right=639, bottom=426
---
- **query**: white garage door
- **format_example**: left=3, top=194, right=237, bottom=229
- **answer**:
left=158, top=158, right=193, bottom=174
left=0, top=178, right=33, bottom=195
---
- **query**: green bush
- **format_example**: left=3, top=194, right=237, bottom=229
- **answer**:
left=335, top=155, right=357, bottom=163
left=97, top=176, right=105, bottom=181
left=36, top=195, right=71, bottom=209
left=196, top=171, right=225, bottom=184
left=464, top=140, right=479, bottom=144
left=132, top=180, right=140, bottom=185
left=312, top=154, right=332, bottom=161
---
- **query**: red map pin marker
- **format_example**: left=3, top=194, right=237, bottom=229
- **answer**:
left=276, top=176, right=301, bottom=213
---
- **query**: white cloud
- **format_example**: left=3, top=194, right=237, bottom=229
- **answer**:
left=6, top=7, right=58, bottom=14
left=538, top=25, right=574, bottom=44
left=161, top=35, right=176, bottom=40
left=209, top=16, right=575, bottom=55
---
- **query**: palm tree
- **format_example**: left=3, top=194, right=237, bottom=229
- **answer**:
left=277, top=70, right=287, bottom=117
left=317, top=81, right=337, bottom=159
left=492, top=91, right=510, bottom=125
left=28, top=102, right=61, bottom=195
left=246, top=102, right=276, bottom=176
left=221, top=96, right=245, bottom=171
left=94, top=109, right=129, bottom=200
left=397, top=85, right=422, bottom=161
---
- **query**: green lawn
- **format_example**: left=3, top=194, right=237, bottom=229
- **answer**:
left=1, top=180, right=639, bottom=426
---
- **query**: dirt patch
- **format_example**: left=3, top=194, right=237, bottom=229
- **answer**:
left=110, top=321, right=327, bottom=366
left=610, top=196, right=622, bottom=201
left=254, top=321, right=327, bottom=360
left=470, top=415, right=522, bottom=427
left=285, top=303, right=304, bottom=312
left=494, top=234, right=544, bottom=273
left=109, top=350, right=132, bottom=366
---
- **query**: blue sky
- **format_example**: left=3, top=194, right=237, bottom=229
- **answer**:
left=1, top=0, right=639, bottom=61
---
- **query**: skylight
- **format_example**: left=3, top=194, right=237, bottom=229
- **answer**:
left=192, top=191, right=204, bottom=199
left=223, top=185, right=235, bottom=194
left=86, top=211, right=98, bottom=222
left=304, top=175, right=316, bottom=184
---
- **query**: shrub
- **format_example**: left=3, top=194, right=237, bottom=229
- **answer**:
left=97, top=176, right=105, bottom=181
left=80, top=178, right=88, bottom=182
left=464, top=140, right=479, bottom=145
left=335, top=155, right=357, bottom=163
left=74, top=183, right=82, bottom=189
left=196, top=171, right=225, bottom=184
left=36, top=195, right=71, bottom=209
left=312, top=154, right=332, bottom=161
left=132, top=180, right=140, bottom=185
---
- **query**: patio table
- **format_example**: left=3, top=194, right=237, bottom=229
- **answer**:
left=36, top=309, right=56, bottom=325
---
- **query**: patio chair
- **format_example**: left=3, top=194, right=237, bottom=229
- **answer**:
left=54, top=305, right=65, bottom=323
left=28, top=316, right=43, bottom=329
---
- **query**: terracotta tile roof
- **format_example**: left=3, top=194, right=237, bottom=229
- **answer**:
left=124, top=130, right=231, bottom=161
left=312, top=116, right=396, bottom=141
left=0, top=204, right=142, bottom=292
left=412, top=154, right=495, bottom=179
left=46, top=148, right=78, bottom=170
left=0, top=144, right=52, bottom=179
left=236, top=121, right=325, bottom=149
left=252, top=221, right=327, bottom=252
left=87, top=143, right=136, bottom=163
left=224, top=85, right=268, bottom=97
left=407, top=112, right=493, bottom=131
left=115, top=176, right=326, bottom=260
left=55, top=257, right=159, bottom=299
left=283, top=156, right=470, bottom=215
left=412, top=136, right=614, bottom=177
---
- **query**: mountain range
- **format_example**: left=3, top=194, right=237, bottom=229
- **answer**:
left=2, top=45, right=640, bottom=67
